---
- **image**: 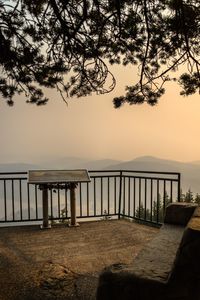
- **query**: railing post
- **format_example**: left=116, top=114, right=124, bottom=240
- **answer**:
left=118, top=171, right=122, bottom=219
left=178, top=173, right=181, bottom=202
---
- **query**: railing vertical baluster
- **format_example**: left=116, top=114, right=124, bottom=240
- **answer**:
left=58, top=185, right=60, bottom=219
left=87, top=182, right=89, bottom=217
left=128, top=177, right=130, bottom=217
left=114, top=177, right=116, bottom=215
left=144, top=179, right=147, bottom=220
left=19, top=179, right=22, bottom=220
left=163, top=180, right=166, bottom=213
left=27, top=183, right=30, bottom=220
left=118, top=171, right=122, bottom=219
left=150, top=179, right=153, bottom=221
left=108, top=177, right=110, bottom=215
left=133, top=177, right=135, bottom=217
left=157, top=180, right=160, bottom=223
left=170, top=181, right=173, bottom=203
left=12, top=179, right=15, bottom=221
left=4, top=180, right=7, bottom=221
left=79, top=183, right=82, bottom=217
left=94, top=178, right=96, bottom=216
left=35, top=185, right=38, bottom=220
left=139, top=178, right=141, bottom=219
left=79, top=182, right=83, bottom=217
left=100, top=178, right=103, bottom=216
left=123, top=176, right=126, bottom=215
left=65, top=188, right=68, bottom=219
left=178, top=173, right=181, bottom=202
left=50, top=189, right=53, bottom=219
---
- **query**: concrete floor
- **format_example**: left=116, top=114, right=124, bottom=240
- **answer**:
left=0, top=219, right=158, bottom=300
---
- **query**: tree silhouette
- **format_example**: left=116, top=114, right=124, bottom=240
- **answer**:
left=135, top=190, right=172, bottom=223
left=135, top=203, right=151, bottom=221
left=0, top=0, right=199, bottom=106
left=194, top=193, right=200, bottom=205
left=184, top=188, right=193, bottom=202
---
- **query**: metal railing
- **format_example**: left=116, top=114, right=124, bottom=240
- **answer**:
left=0, top=170, right=181, bottom=226
left=119, top=170, right=181, bottom=225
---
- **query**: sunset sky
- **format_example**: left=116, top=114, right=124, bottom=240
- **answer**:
left=0, top=64, right=200, bottom=164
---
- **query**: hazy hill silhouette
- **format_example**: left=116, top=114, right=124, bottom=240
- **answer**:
left=0, top=156, right=200, bottom=193
left=105, top=156, right=200, bottom=193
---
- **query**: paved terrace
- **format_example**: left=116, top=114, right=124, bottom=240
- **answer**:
left=0, top=220, right=158, bottom=300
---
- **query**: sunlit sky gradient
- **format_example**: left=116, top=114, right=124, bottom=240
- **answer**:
left=0, top=64, right=200, bottom=164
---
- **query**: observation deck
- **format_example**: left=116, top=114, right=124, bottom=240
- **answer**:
left=0, top=169, right=180, bottom=299
left=0, top=219, right=158, bottom=300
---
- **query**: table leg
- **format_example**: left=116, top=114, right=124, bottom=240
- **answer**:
left=41, top=187, right=51, bottom=229
left=70, top=187, right=79, bottom=226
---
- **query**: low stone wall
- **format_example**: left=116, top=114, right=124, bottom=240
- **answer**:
left=96, top=203, right=200, bottom=300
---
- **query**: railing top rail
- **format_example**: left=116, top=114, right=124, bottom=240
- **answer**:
left=0, top=171, right=27, bottom=175
left=88, top=170, right=180, bottom=181
left=0, top=170, right=181, bottom=181
left=88, top=170, right=121, bottom=173
left=121, top=170, right=181, bottom=176
left=0, top=177, right=28, bottom=180
left=89, top=170, right=180, bottom=175
left=122, top=175, right=179, bottom=181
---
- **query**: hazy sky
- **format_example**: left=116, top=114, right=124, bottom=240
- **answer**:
left=0, top=64, right=200, bottom=164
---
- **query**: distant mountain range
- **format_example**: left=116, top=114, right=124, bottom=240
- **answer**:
left=104, top=156, right=200, bottom=194
left=0, top=163, right=40, bottom=172
left=0, top=157, right=122, bottom=172
left=0, top=156, right=200, bottom=193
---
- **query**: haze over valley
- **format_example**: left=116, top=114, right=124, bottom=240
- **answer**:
left=1, top=155, right=200, bottom=194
